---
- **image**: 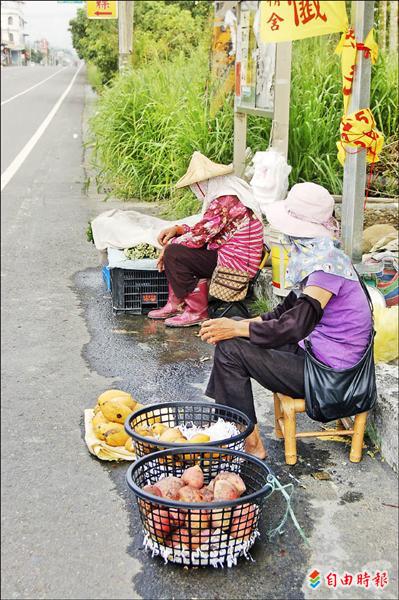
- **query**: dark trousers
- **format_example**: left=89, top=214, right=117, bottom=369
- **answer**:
left=164, top=243, right=218, bottom=298
left=205, top=337, right=306, bottom=424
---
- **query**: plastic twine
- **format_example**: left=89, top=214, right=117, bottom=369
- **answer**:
left=264, top=474, right=310, bottom=547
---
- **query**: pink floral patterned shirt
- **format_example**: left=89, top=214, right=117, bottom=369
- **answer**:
left=173, top=195, right=263, bottom=277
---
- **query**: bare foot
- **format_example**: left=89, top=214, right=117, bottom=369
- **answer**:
left=245, top=426, right=267, bottom=459
left=245, top=442, right=267, bottom=460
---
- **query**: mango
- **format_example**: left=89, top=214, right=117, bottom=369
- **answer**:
left=124, top=437, right=135, bottom=453
left=159, top=428, right=183, bottom=444
left=101, top=398, right=133, bottom=424
left=103, top=423, right=129, bottom=447
left=187, top=434, right=211, bottom=444
left=92, top=411, right=108, bottom=433
left=151, top=423, right=168, bottom=437
left=97, top=389, right=135, bottom=410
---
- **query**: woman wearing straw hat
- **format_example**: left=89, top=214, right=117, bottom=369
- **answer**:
left=148, top=151, right=264, bottom=327
left=200, top=182, right=373, bottom=459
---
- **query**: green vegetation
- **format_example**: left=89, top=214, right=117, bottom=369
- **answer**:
left=30, top=49, right=44, bottom=64
left=86, top=63, right=102, bottom=93
left=69, top=1, right=210, bottom=84
left=73, top=2, right=398, bottom=217
left=86, top=221, right=94, bottom=244
left=69, top=9, right=118, bottom=84
left=249, top=296, right=275, bottom=317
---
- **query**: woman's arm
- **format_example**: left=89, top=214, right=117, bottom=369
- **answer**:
left=173, top=195, right=247, bottom=248
left=200, top=286, right=332, bottom=345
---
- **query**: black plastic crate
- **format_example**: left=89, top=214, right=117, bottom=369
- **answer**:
left=111, top=268, right=168, bottom=314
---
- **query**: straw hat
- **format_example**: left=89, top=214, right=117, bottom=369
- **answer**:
left=264, top=182, right=336, bottom=238
left=175, top=151, right=233, bottom=189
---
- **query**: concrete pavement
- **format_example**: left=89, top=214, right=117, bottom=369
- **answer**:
left=1, top=66, right=398, bottom=600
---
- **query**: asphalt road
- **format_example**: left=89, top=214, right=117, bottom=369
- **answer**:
left=1, top=66, right=398, bottom=600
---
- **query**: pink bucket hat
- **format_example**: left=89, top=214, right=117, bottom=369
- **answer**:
left=264, top=182, right=338, bottom=238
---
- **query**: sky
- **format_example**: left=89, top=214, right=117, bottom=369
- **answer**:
left=22, top=0, right=82, bottom=50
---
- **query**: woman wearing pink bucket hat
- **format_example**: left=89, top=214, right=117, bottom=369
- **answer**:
left=200, top=182, right=374, bottom=459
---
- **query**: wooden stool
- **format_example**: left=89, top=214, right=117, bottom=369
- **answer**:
left=273, top=393, right=368, bottom=465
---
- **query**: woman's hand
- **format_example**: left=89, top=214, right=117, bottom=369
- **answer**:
left=157, top=226, right=180, bottom=246
left=156, top=247, right=165, bottom=272
left=200, top=318, right=250, bottom=345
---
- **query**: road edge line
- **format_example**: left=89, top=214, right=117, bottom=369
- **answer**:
left=1, top=67, right=67, bottom=106
left=1, top=64, right=83, bottom=193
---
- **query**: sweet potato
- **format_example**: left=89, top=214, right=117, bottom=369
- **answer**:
left=231, top=502, right=257, bottom=521
left=214, top=472, right=246, bottom=495
left=199, top=487, right=214, bottom=502
left=169, top=528, right=190, bottom=550
left=210, top=507, right=232, bottom=531
left=156, top=476, right=184, bottom=500
left=170, top=527, right=213, bottom=550
left=181, top=465, right=204, bottom=490
left=187, top=509, right=210, bottom=530
left=177, top=485, right=203, bottom=503
left=196, top=528, right=212, bottom=549
left=230, top=503, right=258, bottom=540
left=142, top=484, right=162, bottom=497
left=213, top=479, right=240, bottom=501
left=139, top=485, right=162, bottom=514
left=169, top=508, right=186, bottom=528
left=206, top=478, right=216, bottom=492
left=146, top=509, right=174, bottom=539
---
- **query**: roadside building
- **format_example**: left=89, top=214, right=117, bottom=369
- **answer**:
left=1, top=0, right=28, bottom=66
left=33, top=38, right=49, bottom=65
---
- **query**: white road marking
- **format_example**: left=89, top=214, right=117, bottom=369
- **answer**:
left=1, top=67, right=67, bottom=106
left=1, top=64, right=83, bottom=192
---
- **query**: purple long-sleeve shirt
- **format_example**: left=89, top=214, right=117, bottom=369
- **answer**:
left=249, top=271, right=372, bottom=369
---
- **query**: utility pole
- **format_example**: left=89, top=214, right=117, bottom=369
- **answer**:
left=341, top=0, right=374, bottom=264
left=118, top=0, right=134, bottom=72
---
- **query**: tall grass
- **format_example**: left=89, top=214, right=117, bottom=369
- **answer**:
left=90, top=47, right=233, bottom=207
left=90, top=35, right=398, bottom=216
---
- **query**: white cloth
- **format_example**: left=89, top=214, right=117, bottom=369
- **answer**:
left=201, top=175, right=263, bottom=222
left=249, top=150, right=292, bottom=213
left=84, top=409, right=136, bottom=462
left=91, top=209, right=202, bottom=252
left=107, top=247, right=157, bottom=270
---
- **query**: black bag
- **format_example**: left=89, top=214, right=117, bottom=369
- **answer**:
left=304, top=275, right=377, bottom=423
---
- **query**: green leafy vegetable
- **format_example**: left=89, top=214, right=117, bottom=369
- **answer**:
left=124, top=244, right=160, bottom=260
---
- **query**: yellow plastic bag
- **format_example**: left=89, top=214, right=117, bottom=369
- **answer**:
left=373, top=305, right=399, bottom=363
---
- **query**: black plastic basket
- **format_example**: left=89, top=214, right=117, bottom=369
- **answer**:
left=110, top=268, right=168, bottom=314
left=126, top=447, right=273, bottom=567
left=125, top=401, right=254, bottom=459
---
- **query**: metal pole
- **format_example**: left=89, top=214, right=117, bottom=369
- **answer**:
left=233, top=111, right=248, bottom=176
left=118, top=0, right=134, bottom=72
left=233, top=1, right=247, bottom=176
left=271, top=41, right=292, bottom=159
left=341, top=0, right=374, bottom=263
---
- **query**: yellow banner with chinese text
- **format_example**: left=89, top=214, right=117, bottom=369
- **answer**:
left=259, top=1, right=348, bottom=43
left=337, top=108, right=384, bottom=166
left=87, top=0, right=118, bottom=20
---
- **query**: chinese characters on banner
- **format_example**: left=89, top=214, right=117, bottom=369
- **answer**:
left=87, top=0, right=118, bottom=19
left=337, top=108, right=384, bottom=166
left=335, top=27, right=378, bottom=114
left=259, top=1, right=348, bottom=43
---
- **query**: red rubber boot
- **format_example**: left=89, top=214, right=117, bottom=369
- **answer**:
left=164, top=279, right=209, bottom=327
left=147, top=284, right=184, bottom=320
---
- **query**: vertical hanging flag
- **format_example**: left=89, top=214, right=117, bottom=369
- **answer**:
left=335, top=27, right=378, bottom=115
left=259, top=1, right=348, bottom=43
